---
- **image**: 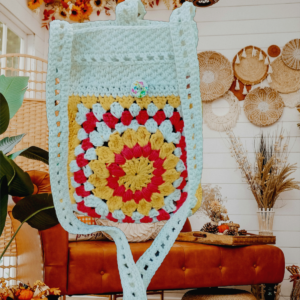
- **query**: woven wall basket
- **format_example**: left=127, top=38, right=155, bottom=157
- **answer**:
left=280, top=90, right=300, bottom=108
left=269, top=56, right=300, bottom=94
left=198, top=51, right=234, bottom=101
left=268, top=45, right=281, bottom=58
left=282, top=38, right=300, bottom=70
left=233, top=46, right=268, bottom=85
left=244, top=87, right=284, bottom=126
left=203, top=91, right=240, bottom=131
left=229, top=77, right=251, bottom=101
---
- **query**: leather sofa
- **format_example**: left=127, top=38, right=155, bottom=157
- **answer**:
left=14, top=171, right=285, bottom=298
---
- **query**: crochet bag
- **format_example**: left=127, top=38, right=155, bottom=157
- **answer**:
left=46, top=0, right=203, bottom=298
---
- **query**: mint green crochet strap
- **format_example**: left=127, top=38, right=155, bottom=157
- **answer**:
left=116, top=0, right=146, bottom=25
left=137, top=4, right=203, bottom=288
left=46, top=1, right=202, bottom=299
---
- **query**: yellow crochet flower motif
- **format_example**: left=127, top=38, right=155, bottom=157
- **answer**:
left=119, top=157, right=154, bottom=192
left=88, top=127, right=182, bottom=217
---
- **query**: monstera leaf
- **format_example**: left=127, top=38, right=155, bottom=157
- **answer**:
left=0, top=151, right=33, bottom=196
left=12, top=193, right=58, bottom=230
left=0, top=93, right=10, bottom=134
left=0, top=176, right=8, bottom=237
left=0, top=134, right=25, bottom=155
left=1, top=193, right=57, bottom=259
left=8, top=146, right=49, bottom=164
left=0, top=75, right=29, bottom=119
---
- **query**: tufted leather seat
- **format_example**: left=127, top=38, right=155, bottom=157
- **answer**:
left=66, top=241, right=284, bottom=295
left=17, top=171, right=285, bottom=295
left=40, top=223, right=285, bottom=295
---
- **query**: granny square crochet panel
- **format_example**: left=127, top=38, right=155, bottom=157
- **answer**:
left=46, top=0, right=203, bottom=298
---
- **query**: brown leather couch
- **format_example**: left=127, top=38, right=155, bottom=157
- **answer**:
left=15, top=171, right=285, bottom=297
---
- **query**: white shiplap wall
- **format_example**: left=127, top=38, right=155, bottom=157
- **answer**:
left=3, top=0, right=300, bottom=299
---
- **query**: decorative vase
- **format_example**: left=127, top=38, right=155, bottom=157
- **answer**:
left=257, top=208, right=275, bottom=236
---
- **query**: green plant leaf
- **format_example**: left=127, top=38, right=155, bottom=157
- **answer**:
left=0, top=93, right=10, bottom=135
left=0, top=151, right=33, bottom=196
left=8, top=146, right=49, bottom=164
left=0, top=75, right=29, bottom=119
left=12, top=194, right=58, bottom=230
left=0, top=176, right=8, bottom=237
left=0, top=151, right=15, bottom=185
left=0, top=134, right=25, bottom=155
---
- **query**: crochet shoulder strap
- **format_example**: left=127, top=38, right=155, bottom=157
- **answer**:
left=115, top=0, right=146, bottom=24
left=46, top=1, right=202, bottom=299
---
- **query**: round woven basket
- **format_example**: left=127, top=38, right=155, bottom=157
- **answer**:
left=268, top=45, right=281, bottom=58
left=244, top=87, right=284, bottom=127
left=269, top=56, right=300, bottom=94
left=198, top=51, right=234, bottom=102
left=282, top=38, right=300, bottom=70
left=233, top=46, right=268, bottom=85
left=182, top=288, right=256, bottom=300
left=229, top=77, right=251, bottom=101
left=280, top=90, right=300, bottom=108
left=203, top=91, right=240, bottom=132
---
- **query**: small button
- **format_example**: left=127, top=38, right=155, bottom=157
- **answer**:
left=182, top=267, right=186, bottom=271
left=131, top=79, right=148, bottom=98
left=219, top=266, right=222, bottom=270
left=100, top=271, right=105, bottom=275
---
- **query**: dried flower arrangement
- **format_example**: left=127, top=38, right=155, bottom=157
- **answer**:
left=0, top=279, right=60, bottom=300
left=227, top=129, right=300, bottom=209
left=194, top=185, right=246, bottom=236
left=27, top=0, right=185, bottom=29
left=28, top=0, right=119, bottom=29
left=195, top=184, right=230, bottom=225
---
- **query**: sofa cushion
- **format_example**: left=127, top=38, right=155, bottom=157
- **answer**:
left=67, top=241, right=285, bottom=295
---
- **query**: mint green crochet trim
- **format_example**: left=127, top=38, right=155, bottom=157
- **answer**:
left=46, top=0, right=202, bottom=299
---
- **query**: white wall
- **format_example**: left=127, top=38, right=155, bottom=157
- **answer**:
left=0, top=0, right=48, bottom=58
left=2, top=0, right=300, bottom=299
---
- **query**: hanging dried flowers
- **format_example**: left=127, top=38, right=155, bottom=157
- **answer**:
left=55, top=6, right=70, bottom=20
left=30, top=0, right=117, bottom=28
left=91, top=0, right=107, bottom=15
left=28, top=0, right=43, bottom=10
left=195, top=184, right=230, bottom=224
left=69, top=4, right=82, bottom=21
left=91, top=0, right=106, bottom=8
left=226, top=129, right=300, bottom=209
left=80, top=3, right=93, bottom=18
left=29, top=0, right=214, bottom=28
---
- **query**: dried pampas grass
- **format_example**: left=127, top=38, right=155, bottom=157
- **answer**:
left=227, top=129, right=300, bottom=209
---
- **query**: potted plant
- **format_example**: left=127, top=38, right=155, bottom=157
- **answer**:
left=0, top=75, right=58, bottom=257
